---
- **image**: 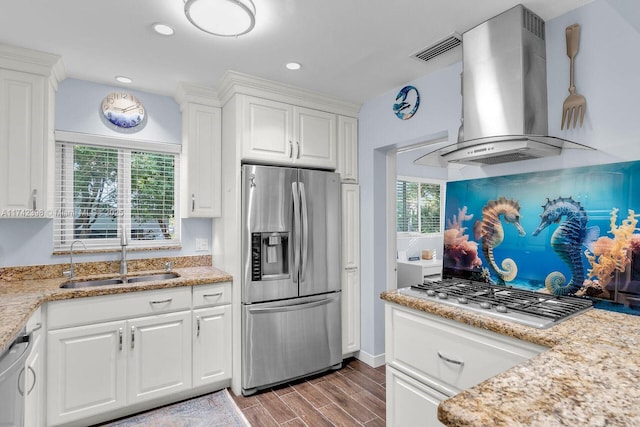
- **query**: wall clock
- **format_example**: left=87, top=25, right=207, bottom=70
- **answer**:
left=101, top=92, right=146, bottom=129
left=393, top=85, right=420, bottom=120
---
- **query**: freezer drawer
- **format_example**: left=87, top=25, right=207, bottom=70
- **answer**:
left=242, top=292, right=342, bottom=394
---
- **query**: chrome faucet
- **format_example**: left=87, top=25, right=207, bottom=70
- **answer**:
left=63, top=240, right=87, bottom=280
left=120, top=227, right=128, bottom=276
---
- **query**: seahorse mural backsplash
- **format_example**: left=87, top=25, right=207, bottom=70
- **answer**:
left=444, top=160, right=640, bottom=315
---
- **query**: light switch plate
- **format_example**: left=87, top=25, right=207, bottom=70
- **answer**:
left=195, top=238, right=208, bottom=251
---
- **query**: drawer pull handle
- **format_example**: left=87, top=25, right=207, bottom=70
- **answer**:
left=196, top=316, right=201, bottom=337
left=203, top=292, right=223, bottom=298
left=131, top=326, right=135, bottom=349
left=119, top=328, right=123, bottom=351
left=437, top=351, right=464, bottom=366
left=149, top=298, right=173, bottom=305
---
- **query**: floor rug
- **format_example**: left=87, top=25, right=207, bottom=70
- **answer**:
left=98, top=389, right=250, bottom=427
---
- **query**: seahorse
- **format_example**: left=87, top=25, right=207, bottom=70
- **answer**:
left=473, top=197, right=526, bottom=283
left=532, top=197, right=600, bottom=296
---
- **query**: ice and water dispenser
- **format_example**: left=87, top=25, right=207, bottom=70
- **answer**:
left=250, top=232, right=290, bottom=281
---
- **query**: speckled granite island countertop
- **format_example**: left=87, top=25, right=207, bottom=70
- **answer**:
left=0, top=260, right=232, bottom=355
left=381, top=290, right=640, bottom=427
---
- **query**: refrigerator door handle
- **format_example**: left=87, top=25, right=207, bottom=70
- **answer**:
left=247, top=297, right=335, bottom=314
left=292, top=181, right=301, bottom=283
left=299, top=182, right=309, bottom=279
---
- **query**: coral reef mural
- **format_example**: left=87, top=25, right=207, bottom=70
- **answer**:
left=444, top=160, right=640, bottom=315
left=531, top=197, right=599, bottom=296
left=473, top=197, right=526, bottom=284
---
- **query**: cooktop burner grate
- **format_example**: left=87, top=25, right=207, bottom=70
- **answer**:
left=402, top=279, right=593, bottom=328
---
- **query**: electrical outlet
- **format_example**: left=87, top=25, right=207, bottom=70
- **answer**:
left=195, top=238, right=208, bottom=251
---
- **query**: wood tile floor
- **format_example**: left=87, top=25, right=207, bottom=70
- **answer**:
left=229, top=358, right=386, bottom=427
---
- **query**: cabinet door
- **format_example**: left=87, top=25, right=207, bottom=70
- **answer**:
left=387, top=366, right=447, bottom=427
left=183, top=103, right=221, bottom=217
left=241, top=96, right=294, bottom=164
left=337, top=115, right=358, bottom=182
left=342, top=267, right=360, bottom=355
left=341, top=184, right=360, bottom=269
left=127, top=311, right=192, bottom=404
left=341, top=183, right=360, bottom=355
left=47, top=321, right=127, bottom=425
left=0, top=69, right=46, bottom=213
left=193, top=305, right=232, bottom=387
left=294, top=106, right=337, bottom=169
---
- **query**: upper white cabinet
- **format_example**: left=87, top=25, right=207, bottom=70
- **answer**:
left=337, top=115, right=358, bottom=182
left=0, top=44, right=64, bottom=216
left=240, top=95, right=337, bottom=169
left=175, top=82, right=222, bottom=218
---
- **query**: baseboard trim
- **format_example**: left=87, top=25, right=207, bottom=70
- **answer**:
left=355, top=350, right=386, bottom=368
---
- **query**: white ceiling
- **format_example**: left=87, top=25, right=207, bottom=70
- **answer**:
left=0, top=0, right=593, bottom=104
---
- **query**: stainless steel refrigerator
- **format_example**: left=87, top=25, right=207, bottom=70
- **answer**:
left=241, top=164, right=342, bottom=395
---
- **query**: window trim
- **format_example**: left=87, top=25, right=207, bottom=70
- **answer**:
left=53, top=131, right=180, bottom=251
left=396, top=175, right=446, bottom=236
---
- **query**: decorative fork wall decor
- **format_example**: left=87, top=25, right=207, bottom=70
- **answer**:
left=561, top=23, right=587, bottom=130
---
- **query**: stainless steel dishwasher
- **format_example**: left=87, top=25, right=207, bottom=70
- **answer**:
left=0, top=329, right=32, bottom=427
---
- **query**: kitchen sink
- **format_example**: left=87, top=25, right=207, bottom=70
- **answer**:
left=124, top=272, right=180, bottom=283
left=60, top=278, right=125, bottom=288
left=60, top=272, right=180, bottom=289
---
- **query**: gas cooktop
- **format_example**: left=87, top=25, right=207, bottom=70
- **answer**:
left=398, top=279, right=593, bottom=329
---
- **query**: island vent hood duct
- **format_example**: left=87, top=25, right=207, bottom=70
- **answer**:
left=417, top=4, right=592, bottom=166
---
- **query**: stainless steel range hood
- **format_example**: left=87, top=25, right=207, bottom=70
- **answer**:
left=417, top=4, right=592, bottom=167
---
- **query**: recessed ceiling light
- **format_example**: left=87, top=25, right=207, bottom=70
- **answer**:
left=115, top=76, right=133, bottom=84
left=286, top=62, right=301, bottom=70
left=153, top=23, right=175, bottom=36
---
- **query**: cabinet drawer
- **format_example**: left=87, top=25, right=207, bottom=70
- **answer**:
left=193, top=282, right=231, bottom=308
left=48, top=287, right=191, bottom=329
left=386, top=304, right=545, bottom=395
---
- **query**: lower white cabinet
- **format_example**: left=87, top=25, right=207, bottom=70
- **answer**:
left=47, top=320, right=127, bottom=425
left=387, top=366, right=447, bottom=427
left=127, top=312, right=192, bottom=404
left=46, top=283, right=231, bottom=426
left=193, top=305, right=231, bottom=387
left=385, top=302, right=546, bottom=426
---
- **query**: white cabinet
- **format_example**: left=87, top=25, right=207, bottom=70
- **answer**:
left=46, top=288, right=193, bottom=426
left=47, top=320, right=127, bottom=425
left=0, top=45, right=63, bottom=216
left=337, top=115, right=358, bottom=182
left=192, top=282, right=232, bottom=387
left=240, top=95, right=337, bottom=169
left=24, top=307, right=43, bottom=427
left=385, top=303, right=545, bottom=425
left=176, top=83, right=222, bottom=218
left=342, top=183, right=360, bottom=355
left=127, top=311, right=192, bottom=404
left=397, top=259, right=442, bottom=287
left=387, top=366, right=447, bottom=427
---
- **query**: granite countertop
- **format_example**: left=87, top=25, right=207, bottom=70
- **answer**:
left=0, top=265, right=232, bottom=355
left=381, top=290, right=640, bottom=427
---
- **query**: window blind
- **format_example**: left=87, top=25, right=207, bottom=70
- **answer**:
left=54, top=141, right=179, bottom=250
left=396, top=179, right=442, bottom=234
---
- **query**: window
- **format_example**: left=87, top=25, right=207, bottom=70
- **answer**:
left=54, top=135, right=180, bottom=250
left=396, top=177, right=444, bottom=234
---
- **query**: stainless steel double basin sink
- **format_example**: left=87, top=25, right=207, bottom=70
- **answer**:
left=60, top=272, right=180, bottom=289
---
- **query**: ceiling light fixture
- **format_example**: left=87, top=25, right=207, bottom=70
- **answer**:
left=286, top=62, right=301, bottom=70
left=184, top=0, right=256, bottom=37
left=152, top=23, right=175, bottom=36
left=115, top=76, right=133, bottom=84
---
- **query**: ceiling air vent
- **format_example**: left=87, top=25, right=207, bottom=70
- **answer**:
left=411, top=32, right=462, bottom=63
